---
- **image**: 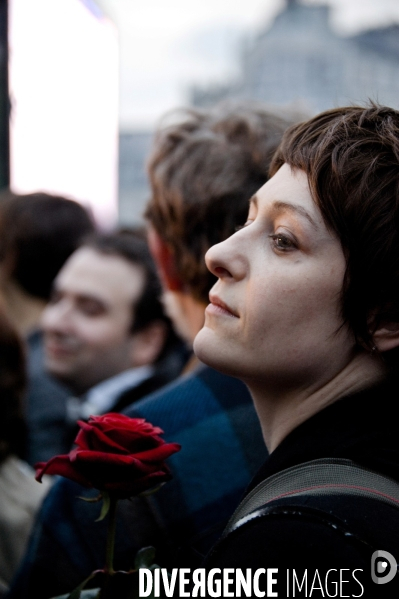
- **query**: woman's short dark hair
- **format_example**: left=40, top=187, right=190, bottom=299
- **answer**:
left=270, top=103, right=399, bottom=351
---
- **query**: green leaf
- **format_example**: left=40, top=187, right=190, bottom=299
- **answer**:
left=96, top=492, right=111, bottom=522
left=78, top=494, right=102, bottom=503
left=139, top=483, right=165, bottom=497
left=134, top=546, right=156, bottom=569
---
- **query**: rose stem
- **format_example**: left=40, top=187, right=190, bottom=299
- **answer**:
left=105, top=496, right=118, bottom=574
left=101, top=496, right=118, bottom=598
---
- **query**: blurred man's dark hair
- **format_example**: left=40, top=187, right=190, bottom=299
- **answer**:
left=0, top=191, right=95, bottom=301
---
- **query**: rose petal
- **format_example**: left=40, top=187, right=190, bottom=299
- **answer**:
left=88, top=414, right=164, bottom=437
left=71, top=443, right=180, bottom=467
left=35, top=455, right=91, bottom=487
left=75, top=423, right=130, bottom=454
left=70, top=449, right=159, bottom=472
left=123, top=443, right=181, bottom=463
left=75, top=421, right=166, bottom=455
left=92, top=423, right=165, bottom=446
left=36, top=415, right=180, bottom=498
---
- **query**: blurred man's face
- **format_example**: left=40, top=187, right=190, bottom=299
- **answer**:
left=41, top=247, right=145, bottom=394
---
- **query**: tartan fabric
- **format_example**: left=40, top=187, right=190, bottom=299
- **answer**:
left=125, top=364, right=267, bottom=546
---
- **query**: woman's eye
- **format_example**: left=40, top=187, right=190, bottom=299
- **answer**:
left=269, top=233, right=297, bottom=251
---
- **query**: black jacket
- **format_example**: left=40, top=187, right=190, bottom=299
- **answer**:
left=203, top=377, right=399, bottom=597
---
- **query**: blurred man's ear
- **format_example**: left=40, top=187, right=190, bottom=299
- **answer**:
left=129, top=320, right=168, bottom=368
left=147, top=227, right=182, bottom=292
left=373, top=321, right=399, bottom=353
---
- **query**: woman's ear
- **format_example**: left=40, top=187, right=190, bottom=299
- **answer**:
left=147, top=227, right=182, bottom=292
left=372, top=321, right=399, bottom=353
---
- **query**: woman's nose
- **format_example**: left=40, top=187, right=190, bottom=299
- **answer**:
left=205, top=236, right=246, bottom=281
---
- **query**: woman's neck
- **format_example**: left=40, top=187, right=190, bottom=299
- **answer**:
left=247, top=351, right=387, bottom=453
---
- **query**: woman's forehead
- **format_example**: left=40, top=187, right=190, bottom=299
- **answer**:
left=253, top=164, right=324, bottom=228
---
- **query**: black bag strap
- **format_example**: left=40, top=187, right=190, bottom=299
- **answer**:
left=223, top=458, right=399, bottom=537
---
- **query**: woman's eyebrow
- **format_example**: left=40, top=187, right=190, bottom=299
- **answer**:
left=271, top=201, right=319, bottom=230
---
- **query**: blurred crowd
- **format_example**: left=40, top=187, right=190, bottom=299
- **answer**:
left=3, top=98, right=399, bottom=599
left=0, top=102, right=298, bottom=597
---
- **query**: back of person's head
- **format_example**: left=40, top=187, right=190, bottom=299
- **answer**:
left=0, top=191, right=95, bottom=301
left=270, top=103, right=399, bottom=353
left=146, top=103, right=299, bottom=304
left=0, top=310, right=26, bottom=463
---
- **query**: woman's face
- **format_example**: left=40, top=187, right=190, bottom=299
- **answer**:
left=194, top=164, right=356, bottom=393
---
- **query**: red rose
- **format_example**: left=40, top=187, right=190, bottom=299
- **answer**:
left=35, top=414, right=181, bottom=498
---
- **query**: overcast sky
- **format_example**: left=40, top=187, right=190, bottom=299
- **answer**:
left=96, top=0, right=399, bottom=130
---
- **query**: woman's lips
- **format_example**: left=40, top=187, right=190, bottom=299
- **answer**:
left=206, top=295, right=239, bottom=318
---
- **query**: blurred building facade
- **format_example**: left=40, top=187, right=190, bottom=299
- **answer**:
left=118, top=0, right=399, bottom=224
left=190, top=0, right=399, bottom=113
left=118, top=131, right=153, bottom=225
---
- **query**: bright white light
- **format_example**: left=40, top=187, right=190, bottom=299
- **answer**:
left=9, top=0, right=119, bottom=227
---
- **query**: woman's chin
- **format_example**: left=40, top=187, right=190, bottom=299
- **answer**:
left=193, top=326, right=214, bottom=364
left=193, top=326, right=239, bottom=377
